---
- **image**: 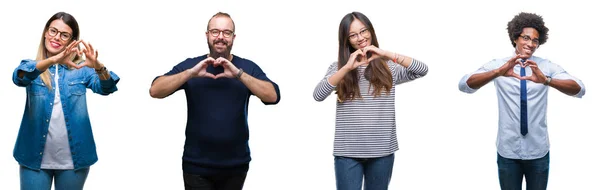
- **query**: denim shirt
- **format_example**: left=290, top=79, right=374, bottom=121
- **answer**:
left=12, top=59, right=120, bottom=170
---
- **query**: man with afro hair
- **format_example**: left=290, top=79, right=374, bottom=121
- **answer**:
left=458, top=12, right=585, bottom=190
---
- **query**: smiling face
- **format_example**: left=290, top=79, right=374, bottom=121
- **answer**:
left=206, top=16, right=236, bottom=59
left=514, top=27, right=540, bottom=59
left=348, top=19, right=371, bottom=50
left=44, top=19, right=73, bottom=57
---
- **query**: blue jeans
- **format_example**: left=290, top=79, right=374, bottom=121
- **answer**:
left=19, top=166, right=90, bottom=190
left=334, top=154, right=395, bottom=190
left=497, top=152, right=549, bottom=190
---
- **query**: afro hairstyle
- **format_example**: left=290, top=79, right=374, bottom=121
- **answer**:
left=507, top=12, right=549, bottom=47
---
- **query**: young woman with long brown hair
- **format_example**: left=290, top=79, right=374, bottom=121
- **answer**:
left=313, top=12, right=428, bottom=190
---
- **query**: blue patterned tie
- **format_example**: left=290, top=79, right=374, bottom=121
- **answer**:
left=520, top=60, right=528, bottom=136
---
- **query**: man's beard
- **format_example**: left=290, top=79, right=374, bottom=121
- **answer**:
left=208, top=39, right=232, bottom=59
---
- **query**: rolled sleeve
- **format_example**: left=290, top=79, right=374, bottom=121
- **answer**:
left=264, top=81, right=280, bottom=105
left=13, top=59, right=42, bottom=87
left=99, top=71, right=120, bottom=94
left=246, top=62, right=280, bottom=105
left=552, top=70, right=585, bottom=98
left=89, top=69, right=120, bottom=95
left=458, top=73, right=479, bottom=94
left=550, top=63, right=585, bottom=98
left=571, top=79, right=586, bottom=98
left=458, top=59, right=501, bottom=94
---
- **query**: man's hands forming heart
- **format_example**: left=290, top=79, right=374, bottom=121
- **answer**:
left=496, top=54, right=548, bottom=84
left=189, top=57, right=241, bottom=79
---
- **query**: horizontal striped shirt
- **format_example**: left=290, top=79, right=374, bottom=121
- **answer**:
left=314, top=59, right=428, bottom=158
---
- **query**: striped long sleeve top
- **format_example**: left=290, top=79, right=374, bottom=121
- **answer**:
left=313, top=59, right=428, bottom=158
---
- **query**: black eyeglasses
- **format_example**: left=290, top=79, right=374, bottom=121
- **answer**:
left=349, top=28, right=370, bottom=41
left=47, top=27, right=72, bottom=41
left=208, top=29, right=234, bottom=38
left=519, top=35, right=539, bottom=45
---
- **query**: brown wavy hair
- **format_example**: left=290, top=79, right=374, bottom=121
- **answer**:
left=337, top=12, right=392, bottom=102
left=37, top=12, right=82, bottom=89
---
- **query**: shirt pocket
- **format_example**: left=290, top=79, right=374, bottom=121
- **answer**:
left=30, top=80, right=48, bottom=96
left=67, top=78, right=87, bottom=96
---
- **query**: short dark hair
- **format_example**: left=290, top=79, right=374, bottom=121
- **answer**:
left=207, top=12, right=235, bottom=32
left=507, top=12, right=549, bottom=47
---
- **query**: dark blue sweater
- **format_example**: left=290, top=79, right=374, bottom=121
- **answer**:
left=158, top=55, right=280, bottom=175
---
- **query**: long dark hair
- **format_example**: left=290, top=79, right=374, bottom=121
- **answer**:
left=337, top=12, right=392, bottom=102
left=37, top=12, right=81, bottom=89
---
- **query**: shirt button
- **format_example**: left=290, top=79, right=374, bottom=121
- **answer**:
left=50, top=103, right=53, bottom=106
left=46, top=120, right=49, bottom=122
left=39, top=152, right=42, bottom=155
left=42, top=135, right=46, bottom=138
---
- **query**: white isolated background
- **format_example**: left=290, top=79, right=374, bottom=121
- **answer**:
left=0, top=0, right=598, bottom=189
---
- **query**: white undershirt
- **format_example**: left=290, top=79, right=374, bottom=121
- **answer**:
left=40, top=65, right=74, bottom=169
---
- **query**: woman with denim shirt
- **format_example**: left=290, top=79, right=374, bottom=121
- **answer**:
left=12, top=12, right=119, bottom=190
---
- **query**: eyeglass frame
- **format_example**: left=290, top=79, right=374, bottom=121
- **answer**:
left=207, top=29, right=235, bottom=38
left=519, top=35, right=540, bottom=46
left=47, top=27, right=73, bottom=41
left=348, top=28, right=371, bottom=41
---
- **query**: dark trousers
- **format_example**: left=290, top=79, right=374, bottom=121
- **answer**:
left=183, top=172, right=247, bottom=190
left=497, top=152, right=550, bottom=190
